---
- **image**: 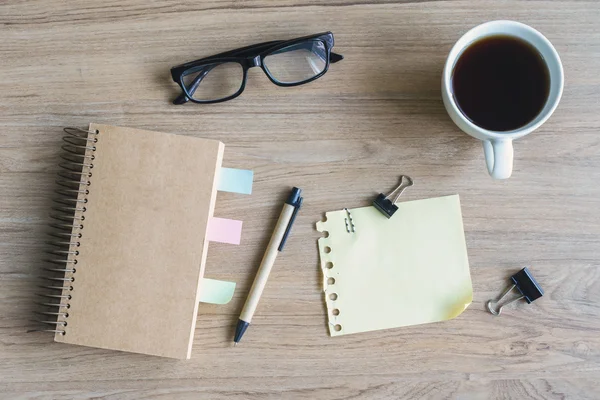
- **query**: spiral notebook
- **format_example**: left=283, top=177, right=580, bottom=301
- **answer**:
left=35, top=124, right=249, bottom=359
left=316, top=195, right=472, bottom=336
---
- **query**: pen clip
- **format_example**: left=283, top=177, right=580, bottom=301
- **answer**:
left=278, top=196, right=303, bottom=251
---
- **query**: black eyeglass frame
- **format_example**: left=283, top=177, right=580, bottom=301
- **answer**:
left=170, top=31, right=343, bottom=104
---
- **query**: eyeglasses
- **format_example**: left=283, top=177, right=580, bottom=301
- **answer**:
left=170, top=32, right=343, bottom=104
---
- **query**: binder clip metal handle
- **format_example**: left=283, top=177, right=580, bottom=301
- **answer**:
left=487, top=267, right=544, bottom=316
left=486, top=284, right=524, bottom=316
left=373, top=175, right=414, bottom=218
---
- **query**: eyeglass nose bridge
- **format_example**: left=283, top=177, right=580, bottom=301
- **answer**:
left=247, top=55, right=262, bottom=68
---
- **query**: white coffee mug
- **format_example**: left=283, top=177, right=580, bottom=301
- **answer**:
left=442, top=20, right=564, bottom=179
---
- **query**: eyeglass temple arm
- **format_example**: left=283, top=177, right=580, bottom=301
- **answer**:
left=330, top=52, right=344, bottom=63
left=267, top=40, right=343, bottom=63
left=193, top=40, right=285, bottom=63
left=218, top=40, right=284, bottom=57
left=267, top=49, right=343, bottom=63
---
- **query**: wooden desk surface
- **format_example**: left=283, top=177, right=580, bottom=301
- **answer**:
left=1, top=1, right=599, bottom=399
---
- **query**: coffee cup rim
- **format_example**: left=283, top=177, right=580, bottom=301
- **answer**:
left=443, top=20, right=564, bottom=140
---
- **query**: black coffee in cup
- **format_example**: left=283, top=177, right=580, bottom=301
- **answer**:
left=451, top=35, right=550, bottom=131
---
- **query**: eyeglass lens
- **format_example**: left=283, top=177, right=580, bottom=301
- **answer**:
left=182, top=62, right=244, bottom=101
left=263, top=40, right=327, bottom=84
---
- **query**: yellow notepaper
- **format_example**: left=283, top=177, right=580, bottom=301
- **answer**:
left=316, top=195, right=472, bottom=336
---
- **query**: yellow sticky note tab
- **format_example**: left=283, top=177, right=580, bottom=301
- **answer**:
left=317, top=195, right=472, bottom=336
left=198, top=278, right=236, bottom=305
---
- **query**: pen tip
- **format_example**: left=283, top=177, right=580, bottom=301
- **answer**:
left=233, top=342, right=237, bottom=347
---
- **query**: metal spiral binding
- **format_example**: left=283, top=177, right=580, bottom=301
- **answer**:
left=28, top=127, right=99, bottom=335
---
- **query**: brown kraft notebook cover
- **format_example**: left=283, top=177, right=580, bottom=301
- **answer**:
left=54, top=124, right=224, bottom=359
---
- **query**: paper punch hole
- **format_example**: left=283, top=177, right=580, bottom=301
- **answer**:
left=487, top=267, right=544, bottom=316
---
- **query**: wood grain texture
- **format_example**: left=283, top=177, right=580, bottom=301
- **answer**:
left=1, top=0, right=599, bottom=399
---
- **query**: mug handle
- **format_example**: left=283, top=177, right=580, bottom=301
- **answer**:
left=483, top=139, right=513, bottom=179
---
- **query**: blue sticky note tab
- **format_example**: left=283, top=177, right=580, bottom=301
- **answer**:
left=218, top=167, right=253, bottom=195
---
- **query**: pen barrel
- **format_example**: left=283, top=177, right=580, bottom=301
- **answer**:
left=239, top=203, right=296, bottom=323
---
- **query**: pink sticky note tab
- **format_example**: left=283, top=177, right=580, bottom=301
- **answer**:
left=207, top=217, right=243, bottom=245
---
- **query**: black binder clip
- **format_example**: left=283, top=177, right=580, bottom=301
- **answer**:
left=487, top=267, right=544, bottom=316
left=373, top=175, right=413, bottom=218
